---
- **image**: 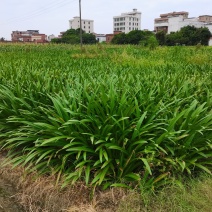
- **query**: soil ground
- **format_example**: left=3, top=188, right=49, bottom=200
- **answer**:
left=0, top=178, right=24, bottom=212
left=0, top=165, right=24, bottom=212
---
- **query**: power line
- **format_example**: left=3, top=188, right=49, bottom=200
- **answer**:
left=1, top=0, right=77, bottom=26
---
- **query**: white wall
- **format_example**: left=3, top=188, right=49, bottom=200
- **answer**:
left=209, top=38, right=212, bottom=46
left=69, top=17, right=94, bottom=33
left=155, top=15, right=211, bottom=34
left=113, top=9, right=141, bottom=33
left=206, top=24, right=212, bottom=33
left=168, top=16, right=183, bottom=33
left=96, top=35, right=106, bottom=42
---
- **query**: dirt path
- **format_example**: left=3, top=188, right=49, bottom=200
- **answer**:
left=0, top=177, right=24, bottom=212
left=0, top=154, right=25, bottom=212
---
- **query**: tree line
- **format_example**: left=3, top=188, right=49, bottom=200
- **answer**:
left=51, top=29, right=96, bottom=44
left=50, top=26, right=211, bottom=46
left=111, top=26, right=211, bottom=46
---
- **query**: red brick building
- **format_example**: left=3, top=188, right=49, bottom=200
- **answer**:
left=11, top=30, right=47, bottom=43
left=106, top=31, right=122, bottom=43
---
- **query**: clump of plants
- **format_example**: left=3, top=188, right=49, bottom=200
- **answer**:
left=0, top=44, right=211, bottom=191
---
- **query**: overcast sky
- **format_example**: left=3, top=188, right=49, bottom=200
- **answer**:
left=0, top=0, right=211, bottom=40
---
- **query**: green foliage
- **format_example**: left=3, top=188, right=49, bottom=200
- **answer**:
left=156, top=30, right=166, bottom=45
left=82, top=33, right=96, bottom=44
left=51, top=28, right=96, bottom=44
left=0, top=44, right=211, bottom=190
left=166, top=26, right=211, bottom=46
left=147, top=36, right=159, bottom=50
left=111, top=30, right=154, bottom=45
left=111, top=33, right=127, bottom=44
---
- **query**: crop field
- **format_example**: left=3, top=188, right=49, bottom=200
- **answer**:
left=0, top=43, right=211, bottom=190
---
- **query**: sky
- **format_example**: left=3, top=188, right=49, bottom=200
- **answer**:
left=0, top=0, right=212, bottom=40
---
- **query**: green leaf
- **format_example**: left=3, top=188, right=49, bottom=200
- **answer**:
left=85, top=165, right=90, bottom=185
left=141, top=158, right=152, bottom=175
left=110, top=183, right=131, bottom=189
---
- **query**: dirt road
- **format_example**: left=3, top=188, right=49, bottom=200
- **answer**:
left=0, top=176, right=24, bottom=212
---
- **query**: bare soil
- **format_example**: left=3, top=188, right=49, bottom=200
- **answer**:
left=0, top=177, right=24, bottom=212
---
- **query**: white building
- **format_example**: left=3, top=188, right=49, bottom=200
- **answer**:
left=206, top=23, right=212, bottom=33
left=113, top=9, right=141, bottom=33
left=48, top=34, right=56, bottom=41
left=95, top=34, right=106, bottom=43
left=209, top=38, right=212, bottom=46
left=154, top=12, right=212, bottom=34
left=69, top=17, right=94, bottom=33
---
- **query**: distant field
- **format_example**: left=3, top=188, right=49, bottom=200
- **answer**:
left=0, top=44, right=211, bottom=190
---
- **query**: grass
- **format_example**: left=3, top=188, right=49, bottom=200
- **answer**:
left=0, top=44, right=211, bottom=191
left=118, top=174, right=212, bottom=212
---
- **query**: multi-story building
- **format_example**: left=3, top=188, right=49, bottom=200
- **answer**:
left=113, top=9, right=141, bottom=33
left=199, top=15, right=212, bottom=23
left=69, top=17, right=94, bottom=33
left=154, top=11, right=212, bottom=34
left=11, top=30, right=47, bottom=42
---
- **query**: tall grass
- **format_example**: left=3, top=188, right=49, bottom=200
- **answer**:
left=0, top=44, right=211, bottom=189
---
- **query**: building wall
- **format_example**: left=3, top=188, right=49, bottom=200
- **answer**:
left=199, top=15, right=212, bottom=23
left=209, top=38, right=212, bottom=46
left=31, top=34, right=47, bottom=43
left=106, top=31, right=122, bottom=43
left=113, top=9, right=141, bottom=33
left=168, top=16, right=184, bottom=33
left=11, top=30, right=47, bottom=43
left=96, top=34, right=106, bottom=43
left=168, top=16, right=205, bottom=33
left=48, top=34, right=56, bottom=41
left=69, top=17, right=94, bottom=33
left=155, top=12, right=212, bottom=34
left=206, top=24, right=212, bottom=33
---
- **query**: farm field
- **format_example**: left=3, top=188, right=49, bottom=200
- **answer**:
left=0, top=44, right=211, bottom=199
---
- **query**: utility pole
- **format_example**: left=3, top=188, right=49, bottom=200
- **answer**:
left=79, top=0, right=83, bottom=50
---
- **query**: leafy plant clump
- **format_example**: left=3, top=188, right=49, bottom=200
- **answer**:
left=0, top=44, right=211, bottom=190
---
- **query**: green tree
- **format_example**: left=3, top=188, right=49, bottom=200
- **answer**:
left=111, top=33, right=127, bottom=44
left=156, top=30, right=166, bottom=45
left=51, top=38, right=62, bottom=43
left=111, top=30, right=154, bottom=45
left=0, top=37, right=5, bottom=42
left=196, top=27, right=211, bottom=45
left=51, top=29, right=96, bottom=44
left=82, top=33, right=96, bottom=44
left=127, top=30, right=144, bottom=44
left=165, top=26, right=211, bottom=46
left=147, top=36, right=159, bottom=50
